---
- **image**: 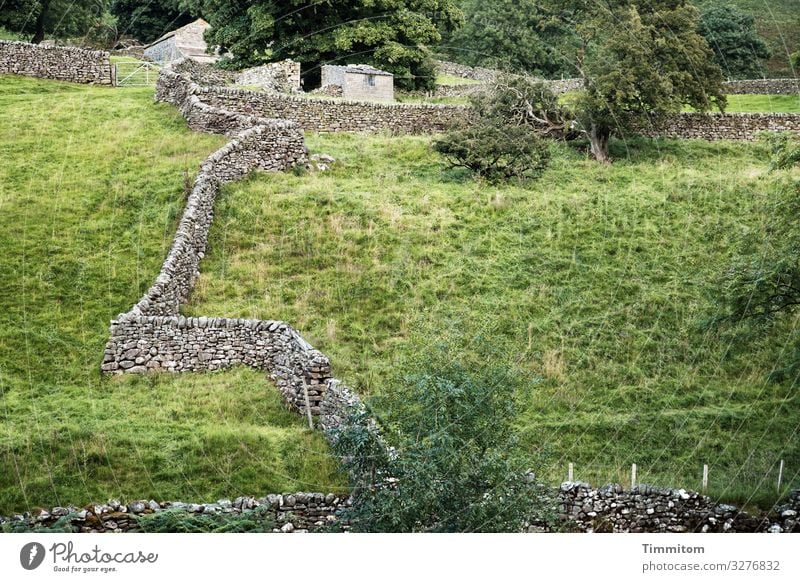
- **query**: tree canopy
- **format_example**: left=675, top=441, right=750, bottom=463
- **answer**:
left=0, top=0, right=108, bottom=44
left=548, top=0, right=726, bottom=162
left=699, top=3, right=771, bottom=80
left=183, top=0, right=463, bottom=90
left=110, top=0, right=194, bottom=44
left=441, top=0, right=576, bottom=78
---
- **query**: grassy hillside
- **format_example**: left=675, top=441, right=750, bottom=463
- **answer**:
left=0, top=76, right=345, bottom=514
left=186, top=132, right=799, bottom=508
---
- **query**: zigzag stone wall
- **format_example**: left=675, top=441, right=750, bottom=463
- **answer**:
left=102, top=59, right=361, bottom=426
left=0, top=40, right=111, bottom=84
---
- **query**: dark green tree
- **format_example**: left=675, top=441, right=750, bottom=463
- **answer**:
left=329, top=341, right=555, bottom=532
left=111, top=0, right=194, bottom=44
left=0, top=0, right=109, bottom=44
left=699, top=4, right=771, bottom=79
left=442, top=0, right=576, bottom=77
left=544, top=0, right=726, bottom=163
left=182, top=0, right=463, bottom=90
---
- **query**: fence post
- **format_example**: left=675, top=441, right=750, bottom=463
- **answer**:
left=631, top=463, right=637, bottom=489
left=568, top=462, right=574, bottom=482
left=702, top=464, right=709, bottom=493
left=778, top=459, right=784, bottom=494
left=302, top=380, right=314, bottom=430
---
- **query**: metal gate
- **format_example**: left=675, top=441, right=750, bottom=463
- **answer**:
left=114, top=61, right=159, bottom=87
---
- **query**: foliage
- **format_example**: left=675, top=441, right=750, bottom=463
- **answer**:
left=699, top=3, right=771, bottom=80
left=134, top=508, right=276, bottom=532
left=329, top=340, right=556, bottom=532
left=1, top=514, right=79, bottom=533
left=433, top=120, right=550, bottom=182
left=433, top=76, right=556, bottom=181
left=544, top=0, right=726, bottom=163
left=0, top=75, right=346, bottom=515
left=713, top=134, right=800, bottom=382
left=441, top=0, right=575, bottom=77
left=0, top=0, right=109, bottom=44
left=111, top=0, right=194, bottom=44
left=792, top=52, right=800, bottom=71
left=181, top=0, right=463, bottom=90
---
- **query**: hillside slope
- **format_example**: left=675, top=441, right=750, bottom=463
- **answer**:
left=0, top=76, right=345, bottom=514
left=186, top=132, right=799, bottom=508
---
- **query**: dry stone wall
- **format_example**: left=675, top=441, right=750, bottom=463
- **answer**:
left=0, top=40, right=112, bottom=84
left=559, top=483, right=799, bottom=533
left=637, top=112, right=800, bottom=141
left=0, top=494, right=351, bottom=533
left=103, top=59, right=357, bottom=426
left=5, top=485, right=797, bottom=533
left=196, top=86, right=466, bottom=133
left=724, top=78, right=799, bottom=95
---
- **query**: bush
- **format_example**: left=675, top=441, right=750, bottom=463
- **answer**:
left=433, top=76, right=566, bottom=182
left=329, top=339, right=556, bottom=533
left=134, top=508, right=276, bottom=533
left=433, top=120, right=551, bottom=182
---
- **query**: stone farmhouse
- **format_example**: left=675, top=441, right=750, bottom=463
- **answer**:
left=143, top=18, right=218, bottom=65
left=321, top=64, right=394, bottom=102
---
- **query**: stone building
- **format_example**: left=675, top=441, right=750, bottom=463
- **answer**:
left=320, top=64, right=394, bottom=102
left=143, top=19, right=218, bottom=65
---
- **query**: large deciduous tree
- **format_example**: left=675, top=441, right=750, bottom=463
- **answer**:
left=441, top=0, right=576, bottom=78
left=0, top=0, right=109, bottom=44
left=546, top=0, right=726, bottom=163
left=110, top=0, right=194, bottom=44
left=182, top=0, right=463, bottom=90
left=699, top=4, right=771, bottom=80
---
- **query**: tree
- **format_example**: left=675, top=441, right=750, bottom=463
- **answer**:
left=442, top=0, right=576, bottom=78
left=0, top=0, right=109, bottom=44
left=329, top=342, right=555, bottom=532
left=713, top=134, right=800, bottom=382
left=182, top=0, right=463, bottom=90
left=433, top=75, right=560, bottom=182
left=699, top=4, right=771, bottom=79
left=544, top=0, right=726, bottom=163
left=111, top=0, right=194, bottom=44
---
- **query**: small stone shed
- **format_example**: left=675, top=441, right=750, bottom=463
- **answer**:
left=321, top=64, right=394, bottom=102
left=143, top=19, right=218, bottom=65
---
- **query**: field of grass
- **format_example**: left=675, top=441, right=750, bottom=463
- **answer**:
left=185, top=132, right=799, bottom=508
left=721, top=94, right=800, bottom=113
left=436, top=74, right=483, bottom=86
left=0, top=75, right=345, bottom=514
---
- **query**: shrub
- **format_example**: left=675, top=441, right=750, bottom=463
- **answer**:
left=433, top=75, right=564, bottom=182
left=329, top=339, right=556, bottom=533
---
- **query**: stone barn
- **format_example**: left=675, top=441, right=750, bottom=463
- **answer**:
left=143, top=19, right=218, bottom=65
left=320, top=64, right=394, bottom=102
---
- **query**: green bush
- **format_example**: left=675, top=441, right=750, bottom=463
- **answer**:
left=433, top=76, right=562, bottom=182
left=134, top=508, right=276, bottom=533
left=329, top=338, right=556, bottom=533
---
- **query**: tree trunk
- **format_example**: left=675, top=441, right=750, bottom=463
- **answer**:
left=31, top=0, right=51, bottom=44
left=589, top=123, right=611, bottom=164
